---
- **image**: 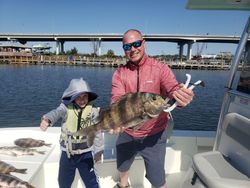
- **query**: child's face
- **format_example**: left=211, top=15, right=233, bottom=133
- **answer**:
left=74, top=93, right=89, bottom=108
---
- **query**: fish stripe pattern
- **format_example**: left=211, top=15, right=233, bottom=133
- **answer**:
left=0, top=173, right=35, bottom=188
left=0, top=160, right=27, bottom=174
left=75, top=92, right=170, bottom=146
left=14, top=138, right=51, bottom=148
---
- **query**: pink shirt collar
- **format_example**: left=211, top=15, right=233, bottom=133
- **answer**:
left=127, top=54, right=148, bottom=69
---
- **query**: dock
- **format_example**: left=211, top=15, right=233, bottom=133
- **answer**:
left=0, top=54, right=232, bottom=70
left=0, top=54, right=125, bottom=67
left=165, top=60, right=231, bottom=70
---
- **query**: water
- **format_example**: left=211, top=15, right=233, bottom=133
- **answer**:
left=0, top=64, right=229, bottom=131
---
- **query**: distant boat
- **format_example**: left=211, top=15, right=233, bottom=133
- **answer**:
left=32, top=43, right=51, bottom=54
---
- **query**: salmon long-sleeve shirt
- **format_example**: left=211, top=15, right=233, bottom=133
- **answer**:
left=111, top=55, right=180, bottom=137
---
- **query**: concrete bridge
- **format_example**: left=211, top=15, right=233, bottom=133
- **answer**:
left=0, top=33, right=248, bottom=59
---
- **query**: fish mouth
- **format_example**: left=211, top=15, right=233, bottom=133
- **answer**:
left=147, top=112, right=160, bottom=118
left=162, top=102, right=171, bottom=111
left=146, top=105, right=166, bottom=118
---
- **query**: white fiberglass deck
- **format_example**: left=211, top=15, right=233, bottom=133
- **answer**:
left=0, top=127, right=215, bottom=188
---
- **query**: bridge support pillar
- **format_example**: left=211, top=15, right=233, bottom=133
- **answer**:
left=187, top=42, right=194, bottom=60
left=56, top=41, right=65, bottom=55
left=98, top=40, right=101, bottom=56
left=178, top=42, right=184, bottom=62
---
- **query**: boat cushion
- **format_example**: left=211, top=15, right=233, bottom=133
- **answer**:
left=192, top=113, right=250, bottom=188
left=193, top=151, right=250, bottom=188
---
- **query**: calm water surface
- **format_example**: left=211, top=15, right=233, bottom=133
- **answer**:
left=0, top=64, right=229, bottom=131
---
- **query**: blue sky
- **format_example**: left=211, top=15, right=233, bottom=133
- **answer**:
left=0, top=0, right=249, bottom=55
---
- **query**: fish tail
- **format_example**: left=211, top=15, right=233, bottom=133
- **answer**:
left=75, top=127, right=88, bottom=136
left=28, top=184, right=36, bottom=188
left=45, top=144, right=52, bottom=147
left=15, top=168, right=27, bottom=174
left=12, top=152, right=18, bottom=157
left=87, top=129, right=97, bottom=147
left=78, top=126, right=96, bottom=135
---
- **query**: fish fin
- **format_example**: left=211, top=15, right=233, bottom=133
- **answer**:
left=15, top=168, right=27, bottom=174
left=37, top=151, right=45, bottom=155
left=132, top=114, right=153, bottom=130
left=76, top=126, right=95, bottom=137
left=74, top=127, right=88, bottom=136
left=132, top=123, right=144, bottom=131
left=45, top=143, right=52, bottom=147
left=87, top=130, right=96, bottom=147
left=125, top=116, right=147, bottom=130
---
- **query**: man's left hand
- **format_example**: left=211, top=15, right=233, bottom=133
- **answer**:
left=172, top=84, right=194, bottom=107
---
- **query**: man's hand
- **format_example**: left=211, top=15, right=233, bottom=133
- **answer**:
left=108, top=127, right=126, bottom=134
left=172, top=84, right=194, bottom=107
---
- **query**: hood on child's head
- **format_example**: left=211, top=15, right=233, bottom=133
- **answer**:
left=61, top=78, right=98, bottom=105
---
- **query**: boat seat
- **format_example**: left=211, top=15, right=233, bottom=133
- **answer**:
left=191, top=112, right=250, bottom=188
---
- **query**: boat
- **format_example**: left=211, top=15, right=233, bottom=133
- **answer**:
left=0, top=1, right=249, bottom=188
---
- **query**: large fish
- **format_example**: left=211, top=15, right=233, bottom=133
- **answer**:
left=0, top=146, right=45, bottom=157
left=0, top=160, right=27, bottom=174
left=75, top=92, right=171, bottom=146
left=14, top=138, right=51, bottom=148
left=0, top=173, right=35, bottom=188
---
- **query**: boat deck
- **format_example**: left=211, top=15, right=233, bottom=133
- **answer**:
left=0, top=127, right=215, bottom=188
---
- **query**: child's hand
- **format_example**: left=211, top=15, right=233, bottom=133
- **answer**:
left=40, top=116, right=50, bottom=131
left=94, top=151, right=103, bottom=163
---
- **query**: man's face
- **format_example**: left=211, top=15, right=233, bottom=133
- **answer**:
left=123, top=31, right=145, bottom=64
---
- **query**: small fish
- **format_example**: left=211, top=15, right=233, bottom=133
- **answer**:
left=0, top=173, right=35, bottom=188
left=0, top=146, right=45, bottom=157
left=75, top=92, right=170, bottom=146
left=0, top=160, right=27, bottom=174
left=14, top=138, right=51, bottom=148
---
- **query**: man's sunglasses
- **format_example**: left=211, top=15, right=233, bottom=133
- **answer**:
left=123, top=40, right=143, bottom=51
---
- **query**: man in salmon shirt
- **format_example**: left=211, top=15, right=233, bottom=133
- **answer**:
left=110, top=29, right=194, bottom=188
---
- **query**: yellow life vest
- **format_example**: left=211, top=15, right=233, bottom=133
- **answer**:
left=65, top=104, right=93, bottom=133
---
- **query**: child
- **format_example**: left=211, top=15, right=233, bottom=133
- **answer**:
left=40, top=78, right=103, bottom=188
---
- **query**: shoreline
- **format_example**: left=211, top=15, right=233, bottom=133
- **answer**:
left=0, top=60, right=232, bottom=70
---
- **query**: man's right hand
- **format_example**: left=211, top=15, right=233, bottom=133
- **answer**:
left=108, top=127, right=126, bottom=134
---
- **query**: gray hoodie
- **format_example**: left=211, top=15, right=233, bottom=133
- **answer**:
left=43, top=78, right=104, bottom=155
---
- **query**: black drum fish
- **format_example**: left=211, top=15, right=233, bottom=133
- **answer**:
left=14, top=138, right=51, bottom=148
left=0, top=173, right=35, bottom=188
left=75, top=92, right=171, bottom=146
left=0, top=146, right=45, bottom=157
left=0, top=160, right=27, bottom=174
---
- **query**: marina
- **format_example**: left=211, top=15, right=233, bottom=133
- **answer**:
left=0, top=55, right=232, bottom=70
